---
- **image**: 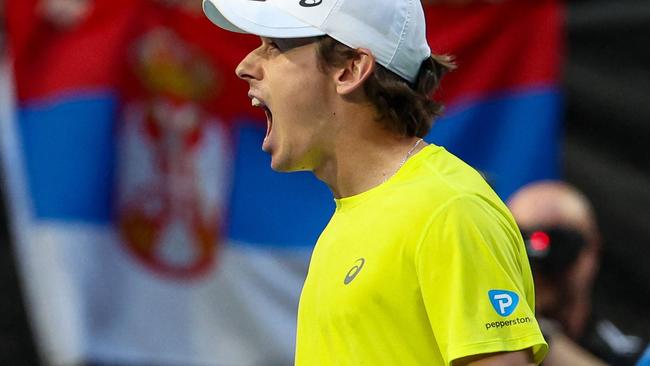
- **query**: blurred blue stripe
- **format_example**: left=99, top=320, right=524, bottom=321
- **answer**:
left=17, top=88, right=560, bottom=247
left=18, top=93, right=117, bottom=222
left=227, top=123, right=334, bottom=248
left=229, top=87, right=561, bottom=248
left=429, top=87, right=562, bottom=200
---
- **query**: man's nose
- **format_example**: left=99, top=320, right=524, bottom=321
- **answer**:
left=236, top=49, right=262, bottom=82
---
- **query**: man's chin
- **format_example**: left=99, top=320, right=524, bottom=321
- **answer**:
left=270, top=164, right=300, bottom=173
left=270, top=157, right=309, bottom=173
left=269, top=156, right=292, bottom=173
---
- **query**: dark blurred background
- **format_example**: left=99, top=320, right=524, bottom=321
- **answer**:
left=0, top=183, right=40, bottom=364
left=564, top=0, right=650, bottom=341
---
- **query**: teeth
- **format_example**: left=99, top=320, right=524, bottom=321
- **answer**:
left=251, top=97, right=264, bottom=108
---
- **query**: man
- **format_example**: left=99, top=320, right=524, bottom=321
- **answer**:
left=508, top=181, right=601, bottom=341
left=509, top=181, right=645, bottom=366
left=202, top=0, right=547, bottom=364
left=508, top=181, right=605, bottom=366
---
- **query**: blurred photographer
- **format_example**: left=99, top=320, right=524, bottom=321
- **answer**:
left=509, top=181, right=644, bottom=365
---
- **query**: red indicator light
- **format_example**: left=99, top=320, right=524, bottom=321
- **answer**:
left=530, top=231, right=550, bottom=251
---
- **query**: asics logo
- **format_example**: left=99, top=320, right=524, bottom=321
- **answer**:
left=344, top=258, right=365, bottom=285
left=488, top=290, right=520, bottom=317
left=299, top=0, right=322, bottom=7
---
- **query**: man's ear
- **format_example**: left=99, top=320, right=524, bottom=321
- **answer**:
left=333, top=48, right=376, bottom=95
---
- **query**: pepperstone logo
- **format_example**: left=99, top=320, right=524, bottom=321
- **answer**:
left=299, top=0, right=322, bottom=7
left=485, top=317, right=531, bottom=331
left=488, top=289, right=519, bottom=317
left=344, top=258, right=365, bottom=285
left=485, top=290, right=530, bottom=331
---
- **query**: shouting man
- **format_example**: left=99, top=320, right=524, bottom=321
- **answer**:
left=202, top=0, right=548, bottom=364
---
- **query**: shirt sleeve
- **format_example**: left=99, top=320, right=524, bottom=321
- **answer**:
left=415, top=194, right=548, bottom=365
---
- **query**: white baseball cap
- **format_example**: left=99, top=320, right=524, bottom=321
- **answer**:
left=202, top=0, right=431, bottom=83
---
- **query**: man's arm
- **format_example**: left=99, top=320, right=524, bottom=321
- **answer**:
left=453, top=349, right=535, bottom=366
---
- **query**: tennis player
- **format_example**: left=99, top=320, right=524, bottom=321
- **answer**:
left=202, top=0, right=548, bottom=364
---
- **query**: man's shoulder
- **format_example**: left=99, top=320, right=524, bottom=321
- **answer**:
left=395, top=146, right=500, bottom=209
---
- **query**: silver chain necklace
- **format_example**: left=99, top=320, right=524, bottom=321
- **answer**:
left=399, top=138, right=423, bottom=169
left=385, top=138, right=423, bottom=182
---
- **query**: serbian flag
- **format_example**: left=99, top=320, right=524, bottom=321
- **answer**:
left=3, top=1, right=296, bottom=365
left=1, top=0, right=563, bottom=365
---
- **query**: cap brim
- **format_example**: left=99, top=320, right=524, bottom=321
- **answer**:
left=203, top=0, right=326, bottom=38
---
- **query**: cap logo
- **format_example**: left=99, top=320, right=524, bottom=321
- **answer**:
left=299, top=0, right=322, bottom=7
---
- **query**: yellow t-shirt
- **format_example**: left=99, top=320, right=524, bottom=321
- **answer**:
left=295, top=145, right=548, bottom=365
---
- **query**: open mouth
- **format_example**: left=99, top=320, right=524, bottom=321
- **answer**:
left=251, top=97, right=273, bottom=137
left=252, top=97, right=273, bottom=140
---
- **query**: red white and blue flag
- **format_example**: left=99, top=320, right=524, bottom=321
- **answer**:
left=1, top=0, right=563, bottom=364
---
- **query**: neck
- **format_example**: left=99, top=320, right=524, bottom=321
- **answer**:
left=312, top=108, right=426, bottom=198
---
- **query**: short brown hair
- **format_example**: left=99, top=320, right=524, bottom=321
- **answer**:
left=315, top=36, right=455, bottom=138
